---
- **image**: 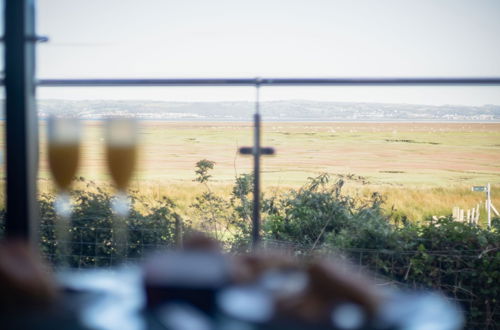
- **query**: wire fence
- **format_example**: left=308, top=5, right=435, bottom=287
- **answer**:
left=39, top=224, right=177, bottom=268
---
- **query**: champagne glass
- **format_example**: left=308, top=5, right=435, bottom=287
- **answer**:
left=105, top=118, right=138, bottom=261
left=47, top=117, right=81, bottom=265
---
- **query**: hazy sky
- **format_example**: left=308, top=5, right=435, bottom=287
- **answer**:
left=37, top=0, right=500, bottom=105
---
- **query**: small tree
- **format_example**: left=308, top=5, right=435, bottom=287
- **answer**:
left=194, top=159, right=215, bottom=184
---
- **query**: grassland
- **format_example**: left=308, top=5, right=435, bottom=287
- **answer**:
left=3, top=121, right=500, bottom=224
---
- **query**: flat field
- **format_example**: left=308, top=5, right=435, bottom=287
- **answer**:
left=5, top=121, right=500, bottom=222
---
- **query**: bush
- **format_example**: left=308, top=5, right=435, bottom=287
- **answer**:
left=263, top=174, right=396, bottom=250
left=39, top=179, right=185, bottom=267
left=190, top=161, right=253, bottom=250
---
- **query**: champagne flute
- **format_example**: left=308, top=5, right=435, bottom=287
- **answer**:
left=47, top=117, right=81, bottom=266
left=105, top=118, right=138, bottom=261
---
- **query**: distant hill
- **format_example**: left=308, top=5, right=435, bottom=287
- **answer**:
left=35, top=99, right=500, bottom=121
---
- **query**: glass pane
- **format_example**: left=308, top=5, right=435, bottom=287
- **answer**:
left=35, top=2, right=500, bottom=327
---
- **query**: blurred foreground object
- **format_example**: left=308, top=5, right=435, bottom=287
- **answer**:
left=0, top=239, right=58, bottom=309
left=0, top=235, right=463, bottom=329
left=142, top=235, right=463, bottom=329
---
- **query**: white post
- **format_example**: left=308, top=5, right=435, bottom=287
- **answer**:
left=487, top=183, right=491, bottom=228
left=491, top=203, right=499, bottom=217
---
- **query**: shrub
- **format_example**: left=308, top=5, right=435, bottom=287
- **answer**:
left=190, top=161, right=253, bottom=250
left=263, top=173, right=395, bottom=250
left=39, top=179, right=185, bottom=267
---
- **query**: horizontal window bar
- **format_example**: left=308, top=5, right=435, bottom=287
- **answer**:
left=35, top=77, right=500, bottom=87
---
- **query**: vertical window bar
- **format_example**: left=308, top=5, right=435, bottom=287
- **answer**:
left=252, top=82, right=261, bottom=249
left=4, top=0, right=39, bottom=241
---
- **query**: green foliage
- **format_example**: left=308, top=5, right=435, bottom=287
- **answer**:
left=392, top=218, right=500, bottom=328
left=228, top=173, right=254, bottom=251
left=194, top=159, right=215, bottom=183
left=190, top=162, right=253, bottom=250
left=39, top=179, right=185, bottom=267
left=492, top=216, right=500, bottom=231
left=263, top=174, right=394, bottom=250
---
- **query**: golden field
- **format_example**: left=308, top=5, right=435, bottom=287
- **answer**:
left=2, top=121, right=500, bottom=224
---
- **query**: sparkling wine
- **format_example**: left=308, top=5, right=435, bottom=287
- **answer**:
left=106, top=144, right=137, bottom=191
left=48, top=142, right=80, bottom=191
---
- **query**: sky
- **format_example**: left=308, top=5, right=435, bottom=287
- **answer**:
left=36, top=0, right=500, bottom=105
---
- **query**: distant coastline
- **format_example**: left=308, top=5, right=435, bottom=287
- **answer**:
left=26, top=118, right=500, bottom=124
left=25, top=99, right=500, bottom=122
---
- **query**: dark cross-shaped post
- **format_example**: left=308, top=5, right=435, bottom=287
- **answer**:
left=239, top=80, right=275, bottom=249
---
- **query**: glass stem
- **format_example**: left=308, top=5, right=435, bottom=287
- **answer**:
left=111, top=191, right=130, bottom=264
left=54, top=191, right=72, bottom=268
left=54, top=191, right=72, bottom=218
